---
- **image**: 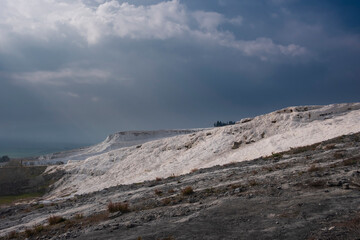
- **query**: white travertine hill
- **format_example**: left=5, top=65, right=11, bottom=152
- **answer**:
left=46, top=103, right=360, bottom=198
left=37, top=130, right=197, bottom=164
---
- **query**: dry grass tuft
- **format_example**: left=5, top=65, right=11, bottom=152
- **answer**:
left=74, top=213, right=84, bottom=219
left=6, top=230, right=18, bottom=239
left=162, top=198, right=172, bottom=205
left=167, top=189, right=176, bottom=194
left=24, top=228, right=35, bottom=238
left=342, top=156, right=360, bottom=166
left=168, top=174, right=176, bottom=179
left=181, top=186, right=194, bottom=196
left=306, top=179, right=326, bottom=188
left=81, top=211, right=109, bottom=225
left=307, top=165, right=321, bottom=172
left=107, top=201, right=130, bottom=213
left=24, top=224, right=44, bottom=238
left=48, top=215, right=66, bottom=225
left=248, top=179, right=258, bottom=187
left=154, top=189, right=163, bottom=196
left=333, top=152, right=344, bottom=159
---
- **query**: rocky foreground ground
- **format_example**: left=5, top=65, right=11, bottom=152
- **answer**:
left=1, top=133, right=360, bottom=240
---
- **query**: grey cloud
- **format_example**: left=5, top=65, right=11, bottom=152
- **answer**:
left=0, top=0, right=307, bottom=59
left=0, top=0, right=359, bottom=146
left=12, top=69, right=111, bottom=85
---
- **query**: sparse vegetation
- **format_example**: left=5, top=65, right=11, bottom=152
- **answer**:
left=342, top=156, right=360, bottom=166
left=324, top=144, right=336, bottom=150
left=24, top=228, right=35, bottom=238
left=1, top=132, right=360, bottom=240
left=168, top=174, right=176, bottom=179
left=181, top=186, right=194, bottom=196
left=168, top=189, right=176, bottom=194
left=223, top=162, right=236, bottom=167
left=0, top=155, right=10, bottom=163
left=74, top=213, right=84, bottom=219
left=162, top=198, right=172, bottom=205
left=289, top=144, right=317, bottom=154
left=270, top=152, right=283, bottom=159
left=333, top=152, right=344, bottom=159
left=307, top=164, right=321, bottom=172
left=160, top=237, right=175, bottom=240
left=107, top=201, right=130, bottom=213
left=24, top=224, right=44, bottom=238
left=306, top=179, right=326, bottom=188
left=248, top=179, right=258, bottom=186
left=80, top=211, right=109, bottom=225
left=6, top=230, right=18, bottom=239
left=48, top=215, right=66, bottom=225
left=262, top=166, right=273, bottom=172
left=154, top=189, right=163, bottom=196
left=213, top=121, right=235, bottom=127
left=232, top=141, right=241, bottom=149
left=0, top=192, right=43, bottom=205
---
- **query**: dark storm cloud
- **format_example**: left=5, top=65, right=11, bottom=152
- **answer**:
left=0, top=0, right=359, bottom=144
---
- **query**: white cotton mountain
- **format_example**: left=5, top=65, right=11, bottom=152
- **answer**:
left=46, top=103, right=360, bottom=198
left=38, top=130, right=197, bottom=164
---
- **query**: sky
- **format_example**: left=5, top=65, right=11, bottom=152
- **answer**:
left=0, top=0, right=359, bottom=145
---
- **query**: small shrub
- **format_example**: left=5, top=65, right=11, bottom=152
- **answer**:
left=107, top=201, right=130, bottom=213
left=161, top=237, right=175, bottom=240
left=74, top=213, right=84, bottom=219
left=33, top=224, right=44, bottom=233
left=181, top=186, right=194, bottom=196
left=306, top=179, right=326, bottom=188
left=6, top=231, right=18, bottom=239
left=191, top=168, right=199, bottom=173
left=248, top=179, right=258, bottom=186
left=24, top=228, right=34, bottom=238
left=262, top=166, right=273, bottom=172
left=83, top=212, right=109, bottom=224
left=205, top=187, right=215, bottom=193
left=334, top=152, right=344, bottom=159
left=290, top=145, right=317, bottom=154
left=230, top=184, right=242, bottom=190
left=224, top=162, right=236, bottom=167
left=232, top=141, right=241, bottom=149
left=342, top=156, right=360, bottom=166
left=162, top=198, right=172, bottom=205
left=324, top=144, right=336, bottom=150
left=154, top=189, right=163, bottom=196
left=168, top=189, right=176, bottom=194
left=308, top=165, right=320, bottom=172
left=271, top=152, right=282, bottom=159
left=48, top=215, right=66, bottom=225
left=34, top=204, right=45, bottom=209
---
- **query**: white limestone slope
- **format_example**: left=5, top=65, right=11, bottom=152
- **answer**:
left=37, top=130, right=197, bottom=164
left=46, top=103, right=360, bottom=198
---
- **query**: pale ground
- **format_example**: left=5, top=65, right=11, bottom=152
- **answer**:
left=45, top=103, right=360, bottom=198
